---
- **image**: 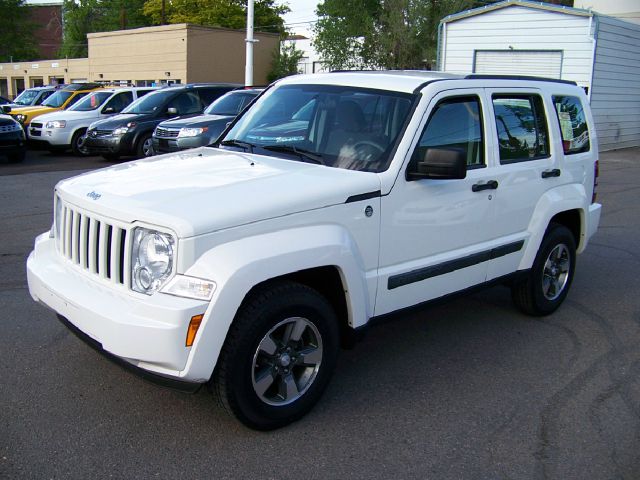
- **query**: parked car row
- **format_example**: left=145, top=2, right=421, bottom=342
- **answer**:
left=1, top=82, right=264, bottom=163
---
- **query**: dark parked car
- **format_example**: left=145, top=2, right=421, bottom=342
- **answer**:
left=0, top=113, right=26, bottom=163
left=83, top=83, right=240, bottom=160
left=152, top=88, right=262, bottom=154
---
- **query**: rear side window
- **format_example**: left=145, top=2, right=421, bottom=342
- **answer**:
left=199, top=87, right=234, bottom=106
left=492, top=95, right=549, bottom=163
left=553, top=96, right=590, bottom=154
left=413, top=96, right=484, bottom=169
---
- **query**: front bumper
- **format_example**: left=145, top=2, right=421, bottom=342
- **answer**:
left=27, top=233, right=209, bottom=380
left=83, top=133, right=134, bottom=156
left=0, top=131, right=26, bottom=155
left=28, top=124, right=73, bottom=147
left=152, top=135, right=208, bottom=153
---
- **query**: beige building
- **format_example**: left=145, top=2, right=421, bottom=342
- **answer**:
left=0, top=23, right=280, bottom=99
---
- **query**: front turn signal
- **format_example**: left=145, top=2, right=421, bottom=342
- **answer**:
left=186, top=314, right=204, bottom=347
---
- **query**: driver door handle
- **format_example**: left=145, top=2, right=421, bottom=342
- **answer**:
left=472, top=180, right=499, bottom=192
left=541, top=168, right=561, bottom=178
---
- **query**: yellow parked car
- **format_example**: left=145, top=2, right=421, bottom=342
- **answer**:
left=9, top=83, right=103, bottom=127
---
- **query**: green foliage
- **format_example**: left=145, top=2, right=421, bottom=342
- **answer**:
left=268, top=41, right=305, bottom=82
left=59, top=0, right=152, bottom=58
left=0, top=0, right=38, bottom=62
left=314, top=0, right=474, bottom=70
left=142, top=0, right=289, bottom=35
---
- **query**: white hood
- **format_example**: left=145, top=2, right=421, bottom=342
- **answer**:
left=36, top=109, right=100, bottom=123
left=57, top=147, right=381, bottom=237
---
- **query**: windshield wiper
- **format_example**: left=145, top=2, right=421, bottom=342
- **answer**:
left=261, top=145, right=325, bottom=165
left=220, top=139, right=256, bottom=153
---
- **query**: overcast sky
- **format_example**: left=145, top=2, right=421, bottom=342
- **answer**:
left=278, top=0, right=319, bottom=36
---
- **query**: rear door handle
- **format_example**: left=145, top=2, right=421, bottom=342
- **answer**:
left=541, top=169, right=561, bottom=178
left=472, top=180, right=499, bottom=192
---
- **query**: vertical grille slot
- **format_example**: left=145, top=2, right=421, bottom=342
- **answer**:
left=55, top=202, right=129, bottom=287
left=105, top=225, right=113, bottom=280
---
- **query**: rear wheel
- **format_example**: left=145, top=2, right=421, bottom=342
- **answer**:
left=71, top=129, right=90, bottom=156
left=136, top=133, right=154, bottom=158
left=511, top=223, right=576, bottom=316
left=213, top=281, right=340, bottom=430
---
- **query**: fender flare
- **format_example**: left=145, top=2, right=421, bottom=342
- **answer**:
left=180, top=224, right=371, bottom=382
left=518, top=183, right=587, bottom=270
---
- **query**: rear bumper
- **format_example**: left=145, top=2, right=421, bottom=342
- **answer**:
left=27, top=233, right=210, bottom=381
left=585, top=202, right=601, bottom=245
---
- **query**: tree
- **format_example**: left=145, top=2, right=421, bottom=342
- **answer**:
left=142, top=0, right=289, bottom=35
left=314, top=0, right=474, bottom=70
left=0, top=0, right=38, bottom=62
left=268, top=41, right=304, bottom=82
left=59, top=0, right=151, bottom=58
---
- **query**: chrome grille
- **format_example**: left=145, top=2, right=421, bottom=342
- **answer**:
left=57, top=203, right=130, bottom=287
left=155, top=127, right=179, bottom=138
left=89, top=129, right=113, bottom=137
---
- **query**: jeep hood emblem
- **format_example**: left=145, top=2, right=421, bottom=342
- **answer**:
left=87, top=191, right=102, bottom=200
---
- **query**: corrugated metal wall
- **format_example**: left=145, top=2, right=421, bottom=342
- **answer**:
left=591, top=16, right=640, bottom=150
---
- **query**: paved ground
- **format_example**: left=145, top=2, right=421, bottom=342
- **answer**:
left=1, top=148, right=639, bottom=479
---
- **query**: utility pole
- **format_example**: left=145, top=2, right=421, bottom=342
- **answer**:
left=245, top=0, right=257, bottom=86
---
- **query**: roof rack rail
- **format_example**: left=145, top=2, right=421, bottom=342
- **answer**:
left=465, top=74, right=577, bottom=86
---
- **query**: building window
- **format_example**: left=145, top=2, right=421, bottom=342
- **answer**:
left=492, top=94, right=549, bottom=163
left=30, top=77, right=44, bottom=87
left=553, top=95, right=590, bottom=155
left=135, top=80, right=155, bottom=87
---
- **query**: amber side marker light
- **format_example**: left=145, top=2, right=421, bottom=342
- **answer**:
left=186, top=314, right=204, bottom=347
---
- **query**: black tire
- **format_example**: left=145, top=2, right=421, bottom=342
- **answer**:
left=135, top=133, right=154, bottom=158
left=212, top=281, right=340, bottom=430
left=511, top=223, right=576, bottom=316
left=7, top=150, right=25, bottom=163
left=71, top=129, right=90, bottom=156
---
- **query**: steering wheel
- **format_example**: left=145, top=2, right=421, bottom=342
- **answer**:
left=353, top=140, right=385, bottom=155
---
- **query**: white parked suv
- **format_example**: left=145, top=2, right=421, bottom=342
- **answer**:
left=27, top=72, right=601, bottom=430
left=29, top=86, right=156, bottom=155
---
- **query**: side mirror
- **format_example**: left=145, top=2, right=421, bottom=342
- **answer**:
left=167, top=107, right=178, bottom=116
left=102, top=107, right=115, bottom=114
left=408, top=147, right=467, bottom=181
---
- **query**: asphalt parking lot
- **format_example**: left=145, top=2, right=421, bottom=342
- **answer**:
left=1, top=147, right=639, bottom=479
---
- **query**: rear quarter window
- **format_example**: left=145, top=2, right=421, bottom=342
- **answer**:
left=553, top=95, right=590, bottom=154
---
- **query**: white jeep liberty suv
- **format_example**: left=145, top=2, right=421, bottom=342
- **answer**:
left=27, top=72, right=601, bottom=430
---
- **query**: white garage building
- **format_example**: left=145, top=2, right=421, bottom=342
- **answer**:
left=438, top=0, right=640, bottom=151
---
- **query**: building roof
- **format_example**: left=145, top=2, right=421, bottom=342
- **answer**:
left=441, top=0, right=594, bottom=24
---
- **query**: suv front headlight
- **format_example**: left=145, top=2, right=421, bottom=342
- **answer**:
left=46, top=120, right=67, bottom=129
left=131, top=227, right=175, bottom=295
left=16, top=114, right=27, bottom=124
left=178, top=127, right=208, bottom=138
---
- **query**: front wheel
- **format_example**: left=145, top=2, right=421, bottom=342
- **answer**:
left=511, top=223, right=576, bottom=316
left=71, top=129, right=90, bottom=156
left=212, top=281, right=340, bottom=430
left=136, top=133, right=154, bottom=158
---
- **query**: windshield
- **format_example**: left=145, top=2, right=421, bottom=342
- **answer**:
left=13, top=89, right=41, bottom=106
left=42, top=91, right=73, bottom=108
left=122, top=89, right=171, bottom=114
left=69, top=91, right=112, bottom=111
left=219, top=85, right=414, bottom=172
left=205, top=91, right=256, bottom=116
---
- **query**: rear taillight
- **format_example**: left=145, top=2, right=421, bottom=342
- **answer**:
left=592, top=160, right=599, bottom=203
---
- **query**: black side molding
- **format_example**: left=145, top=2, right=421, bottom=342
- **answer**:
left=388, top=240, right=524, bottom=290
left=345, top=190, right=381, bottom=203
left=56, top=315, right=203, bottom=393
